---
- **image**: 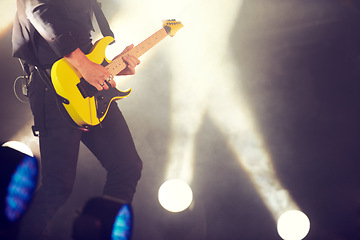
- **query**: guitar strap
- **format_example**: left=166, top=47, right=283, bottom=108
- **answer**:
left=91, top=0, right=115, bottom=40
left=17, top=0, right=70, bottom=105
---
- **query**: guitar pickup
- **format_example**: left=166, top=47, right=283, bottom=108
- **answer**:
left=77, top=78, right=97, bottom=98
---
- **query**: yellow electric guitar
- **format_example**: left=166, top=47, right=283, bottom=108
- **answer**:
left=51, top=19, right=183, bottom=127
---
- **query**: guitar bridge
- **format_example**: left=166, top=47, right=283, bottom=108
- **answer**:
left=76, top=78, right=131, bottom=121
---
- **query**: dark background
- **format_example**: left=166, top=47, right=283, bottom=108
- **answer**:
left=2, top=1, right=360, bottom=239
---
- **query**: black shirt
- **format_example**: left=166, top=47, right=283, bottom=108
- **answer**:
left=12, top=0, right=94, bottom=66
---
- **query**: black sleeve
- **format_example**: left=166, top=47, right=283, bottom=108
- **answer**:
left=22, top=0, right=79, bottom=57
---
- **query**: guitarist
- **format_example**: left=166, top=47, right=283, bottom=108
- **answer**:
left=12, top=0, right=142, bottom=239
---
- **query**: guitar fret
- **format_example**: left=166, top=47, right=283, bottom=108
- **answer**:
left=106, top=28, right=168, bottom=76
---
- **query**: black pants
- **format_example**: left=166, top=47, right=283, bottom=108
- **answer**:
left=17, top=68, right=143, bottom=240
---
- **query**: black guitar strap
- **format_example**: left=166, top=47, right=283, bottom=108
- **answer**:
left=91, top=0, right=115, bottom=40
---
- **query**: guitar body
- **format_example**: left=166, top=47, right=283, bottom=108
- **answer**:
left=50, top=20, right=183, bottom=127
left=51, top=36, right=131, bottom=127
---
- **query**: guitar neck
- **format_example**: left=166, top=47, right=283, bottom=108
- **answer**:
left=106, top=27, right=169, bottom=76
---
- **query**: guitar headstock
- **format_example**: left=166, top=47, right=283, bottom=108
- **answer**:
left=163, top=19, right=184, bottom=37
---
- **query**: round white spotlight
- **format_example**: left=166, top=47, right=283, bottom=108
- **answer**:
left=158, top=179, right=193, bottom=212
left=277, top=210, right=310, bottom=240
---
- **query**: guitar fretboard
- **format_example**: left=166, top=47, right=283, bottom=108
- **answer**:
left=106, top=28, right=168, bottom=76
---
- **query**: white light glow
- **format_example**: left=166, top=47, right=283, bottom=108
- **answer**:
left=158, top=179, right=193, bottom=212
left=2, top=141, right=34, bottom=157
left=0, top=0, right=17, bottom=37
left=164, top=0, right=246, bottom=184
left=105, top=0, right=301, bottom=223
left=10, top=120, right=41, bottom=158
left=277, top=210, right=310, bottom=240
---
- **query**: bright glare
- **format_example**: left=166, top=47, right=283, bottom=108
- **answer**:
left=2, top=141, right=34, bottom=157
left=0, top=0, right=17, bottom=37
left=105, top=0, right=300, bottom=222
left=277, top=210, right=310, bottom=240
left=158, top=179, right=193, bottom=212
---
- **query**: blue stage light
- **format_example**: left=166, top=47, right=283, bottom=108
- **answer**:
left=0, top=144, right=39, bottom=239
left=5, top=154, right=38, bottom=222
left=73, top=196, right=133, bottom=240
left=111, top=204, right=132, bottom=240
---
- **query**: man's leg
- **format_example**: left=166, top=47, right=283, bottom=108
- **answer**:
left=81, top=103, right=143, bottom=203
left=17, top=74, right=83, bottom=240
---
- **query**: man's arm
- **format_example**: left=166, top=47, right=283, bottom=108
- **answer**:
left=23, top=0, right=140, bottom=91
left=65, top=46, right=140, bottom=91
left=64, top=48, right=113, bottom=91
left=114, top=44, right=141, bottom=76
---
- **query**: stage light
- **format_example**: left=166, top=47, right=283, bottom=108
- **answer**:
left=158, top=179, right=193, bottom=213
left=72, top=196, right=133, bottom=240
left=277, top=210, right=310, bottom=240
left=0, top=142, right=38, bottom=238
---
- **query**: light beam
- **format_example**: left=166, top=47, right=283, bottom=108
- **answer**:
left=0, top=0, right=17, bottom=38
